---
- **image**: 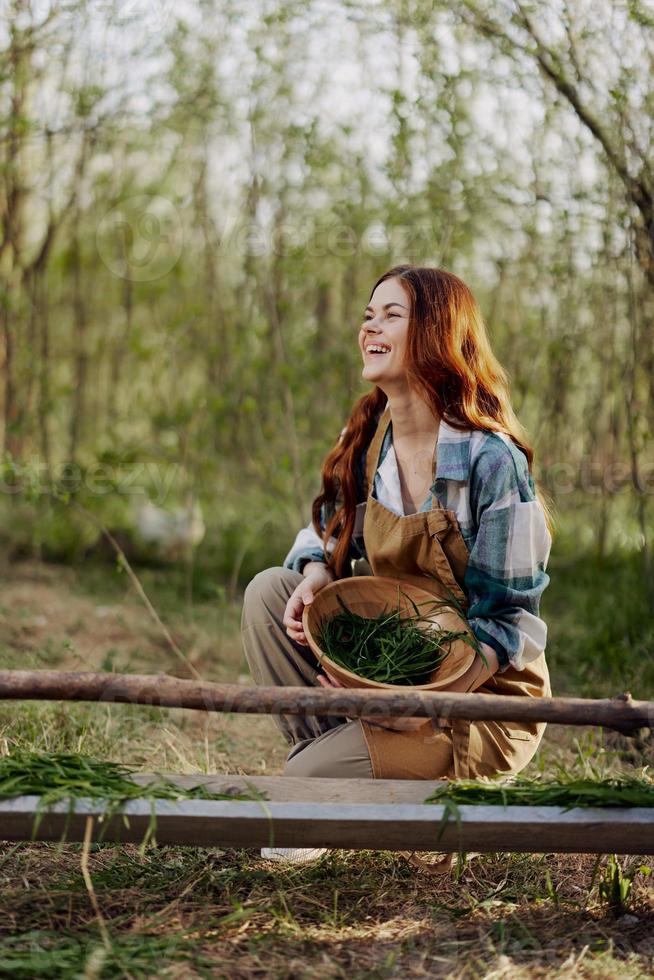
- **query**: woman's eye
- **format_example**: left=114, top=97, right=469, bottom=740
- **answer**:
left=362, top=313, right=399, bottom=323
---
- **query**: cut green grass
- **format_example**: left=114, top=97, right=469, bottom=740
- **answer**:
left=0, top=750, right=267, bottom=808
left=0, top=750, right=268, bottom=849
left=424, top=773, right=654, bottom=808
left=316, top=589, right=469, bottom=685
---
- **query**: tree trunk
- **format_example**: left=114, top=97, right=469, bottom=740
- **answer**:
left=68, top=208, right=88, bottom=465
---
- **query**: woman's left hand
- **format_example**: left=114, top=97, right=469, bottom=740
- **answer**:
left=316, top=672, right=345, bottom=689
left=317, top=673, right=427, bottom=732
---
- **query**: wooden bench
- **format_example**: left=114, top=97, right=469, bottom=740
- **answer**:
left=2, top=773, right=653, bottom=854
left=0, top=671, right=652, bottom=855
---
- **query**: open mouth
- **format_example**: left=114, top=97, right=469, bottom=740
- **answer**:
left=364, top=344, right=391, bottom=357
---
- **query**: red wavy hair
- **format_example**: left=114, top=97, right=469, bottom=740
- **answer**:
left=312, top=264, right=555, bottom=578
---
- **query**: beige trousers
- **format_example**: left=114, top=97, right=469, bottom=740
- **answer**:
left=240, top=566, right=374, bottom=778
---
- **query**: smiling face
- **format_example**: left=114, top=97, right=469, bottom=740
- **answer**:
left=359, top=276, right=411, bottom=391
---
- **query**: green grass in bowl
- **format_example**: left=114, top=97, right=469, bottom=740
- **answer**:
left=317, top=589, right=469, bottom=686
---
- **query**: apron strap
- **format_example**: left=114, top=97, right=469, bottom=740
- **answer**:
left=364, top=407, right=392, bottom=497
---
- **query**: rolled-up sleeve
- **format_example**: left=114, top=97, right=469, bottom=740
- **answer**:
left=283, top=425, right=359, bottom=576
left=464, top=436, right=552, bottom=673
left=283, top=503, right=333, bottom=574
left=283, top=500, right=362, bottom=576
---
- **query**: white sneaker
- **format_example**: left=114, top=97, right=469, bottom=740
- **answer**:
left=260, top=846, right=328, bottom=864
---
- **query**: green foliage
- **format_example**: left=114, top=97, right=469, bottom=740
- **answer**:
left=0, top=929, right=216, bottom=979
left=32, top=500, right=102, bottom=562
left=543, top=548, right=654, bottom=696
left=0, top=492, right=127, bottom=564
left=598, top=855, right=639, bottom=915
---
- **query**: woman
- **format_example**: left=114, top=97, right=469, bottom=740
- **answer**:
left=241, top=264, right=553, bottom=864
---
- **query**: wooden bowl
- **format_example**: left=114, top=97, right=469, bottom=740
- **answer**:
left=302, top=575, right=477, bottom=690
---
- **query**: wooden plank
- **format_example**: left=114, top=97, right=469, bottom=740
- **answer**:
left=127, top=773, right=448, bottom=804
left=1, top=795, right=652, bottom=854
left=0, top=670, right=650, bottom=732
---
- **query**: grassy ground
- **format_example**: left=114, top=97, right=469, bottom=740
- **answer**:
left=0, top=553, right=652, bottom=978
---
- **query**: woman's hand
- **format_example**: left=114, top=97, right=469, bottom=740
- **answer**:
left=283, top=562, right=334, bottom=646
left=444, top=643, right=499, bottom=692
left=371, top=644, right=500, bottom=731
left=371, top=643, right=500, bottom=731
left=316, top=672, right=345, bottom=689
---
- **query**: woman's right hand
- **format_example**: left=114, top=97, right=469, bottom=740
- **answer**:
left=283, top=562, right=334, bottom=645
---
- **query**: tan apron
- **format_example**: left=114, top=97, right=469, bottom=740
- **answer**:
left=358, top=407, right=551, bottom=781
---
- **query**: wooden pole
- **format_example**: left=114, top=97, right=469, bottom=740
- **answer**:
left=0, top=670, right=651, bottom=733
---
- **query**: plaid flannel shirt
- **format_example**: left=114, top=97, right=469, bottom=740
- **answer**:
left=283, top=414, right=552, bottom=673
